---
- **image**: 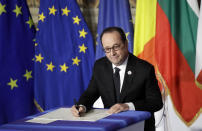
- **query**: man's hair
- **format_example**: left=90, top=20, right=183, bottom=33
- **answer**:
left=100, top=27, right=127, bottom=44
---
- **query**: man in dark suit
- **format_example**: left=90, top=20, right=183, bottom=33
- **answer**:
left=71, top=27, right=163, bottom=131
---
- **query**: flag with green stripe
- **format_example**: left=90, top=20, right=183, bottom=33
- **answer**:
left=156, top=0, right=202, bottom=125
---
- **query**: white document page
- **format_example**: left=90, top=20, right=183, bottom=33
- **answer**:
left=26, top=107, right=110, bottom=124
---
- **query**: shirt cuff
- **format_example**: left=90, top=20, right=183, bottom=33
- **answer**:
left=125, top=102, right=135, bottom=110
left=79, top=104, right=86, bottom=112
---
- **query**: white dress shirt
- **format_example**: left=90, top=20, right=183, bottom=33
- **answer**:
left=112, top=56, right=135, bottom=110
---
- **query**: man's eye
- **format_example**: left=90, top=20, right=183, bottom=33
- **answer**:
left=105, top=48, right=110, bottom=51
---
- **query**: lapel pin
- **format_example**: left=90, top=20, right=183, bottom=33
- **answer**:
left=127, top=70, right=132, bottom=75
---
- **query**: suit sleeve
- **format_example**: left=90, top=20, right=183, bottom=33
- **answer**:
left=133, top=65, right=163, bottom=112
left=78, top=62, right=100, bottom=112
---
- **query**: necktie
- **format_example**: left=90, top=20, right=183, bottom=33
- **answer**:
left=113, top=67, right=120, bottom=103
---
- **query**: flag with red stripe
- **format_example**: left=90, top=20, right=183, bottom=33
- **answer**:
left=134, top=0, right=202, bottom=126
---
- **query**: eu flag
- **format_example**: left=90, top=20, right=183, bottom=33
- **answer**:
left=95, top=0, right=134, bottom=60
left=34, top=0, right=95, bottom=111
left=0, top=0, right=36, bottom=124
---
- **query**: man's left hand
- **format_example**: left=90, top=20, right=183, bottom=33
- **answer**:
left=108, top=103, right=129, bottom=114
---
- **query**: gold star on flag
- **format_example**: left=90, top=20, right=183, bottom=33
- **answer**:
left=60, top=63, right=68, bottom=72
left=39, top=12, right=46, bottom=22
left=95, top=34, right=99, bottom=45
left=73, top=16, right=81, bottom=25
left=72, top=56, right=81, bottom=66
left=46, top=62, right=55, bottom=72
left=7, top=78, right=18, bottom=90
left=35, top=53, right=44, bottom=63
left=79, top=43, right=87, bottom=53
left=13, top=5, right=22, bottom=17
left=26, top=17, right=34, bottom=28
left=125, top=32, right=130, bottom=41
left=35, top=43, right=38, bottom=46
left=61, top=6, right=71, bottom=16
left=23, top=70, right=32, bottom=81
left=79, top=28, right=87, bottom=38
left=49, top=5, right=57, bottom=16
left=0, top=3, right=6, bottom=15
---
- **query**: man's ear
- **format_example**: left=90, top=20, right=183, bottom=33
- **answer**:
left=125, top=40, right=128, bottom=48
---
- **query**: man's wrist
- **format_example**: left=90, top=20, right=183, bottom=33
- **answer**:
left=125, top=102, right=135, bottom=110
left=79, top=104, right=86, bottom=112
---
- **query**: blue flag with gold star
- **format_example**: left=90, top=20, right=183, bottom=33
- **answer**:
left=0, top=0, right=36, bottom=125
left=34, top=0, right=95, bottom=111
left=96, top=0, right=134, bottom=59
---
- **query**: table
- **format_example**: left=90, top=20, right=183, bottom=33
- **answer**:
left=0, top=108, right=151, bottom=131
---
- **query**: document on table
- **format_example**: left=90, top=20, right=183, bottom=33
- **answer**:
left=26, top=107, right=110, bottom=124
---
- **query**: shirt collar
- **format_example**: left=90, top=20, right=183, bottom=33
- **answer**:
left=112, top=56, right=128, bottom=72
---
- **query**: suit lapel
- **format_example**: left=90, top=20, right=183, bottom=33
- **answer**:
left=105, top=59, right=117, bottom=104
left=120, top=54, right=136, bottom=102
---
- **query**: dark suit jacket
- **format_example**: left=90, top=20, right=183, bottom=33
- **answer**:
left=79, top=53, right=163, bottom=131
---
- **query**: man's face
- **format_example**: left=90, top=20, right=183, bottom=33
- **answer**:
left=102, top=31, right=128, bottom=66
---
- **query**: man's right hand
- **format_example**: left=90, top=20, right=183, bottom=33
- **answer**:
left=71, top=105, right=86, bottom=117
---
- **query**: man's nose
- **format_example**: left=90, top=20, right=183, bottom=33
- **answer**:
left=110, top=48, right=116, bottom=56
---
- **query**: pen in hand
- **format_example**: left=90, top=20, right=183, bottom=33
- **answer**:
left=74, top=98, right=80, bottom=116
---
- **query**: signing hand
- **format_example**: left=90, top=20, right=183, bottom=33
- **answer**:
left=71, top=105, right=85, bottom=117
left=108, top=103, right=129, bottom=114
